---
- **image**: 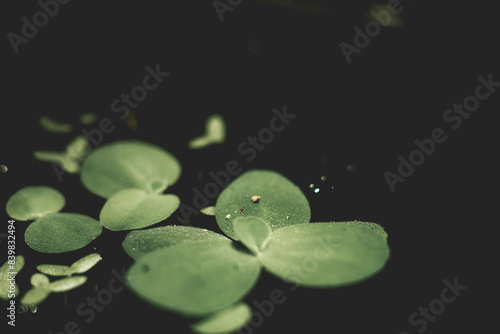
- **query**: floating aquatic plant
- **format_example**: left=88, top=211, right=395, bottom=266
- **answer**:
left=25, top=213, right=102, bottom=253
left=37, top=253, right=102, bottom=276
left=6, top=186, right=102, bottom=253
left=4, top=134, right=390, bottom=333
left=80, top=140, right=181, bottom=199
left=214, top=170, right=311, bottom=239
left=21, top=253, right=101, bottom=306
left=123, top=169, right=390, bottom=332
left=6, top=186, right=65, bottom=221
left=81, top=140, right=182, bottom=230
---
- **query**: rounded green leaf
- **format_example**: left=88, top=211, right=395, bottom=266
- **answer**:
left=48, top=276, right=87, bottom=292
left=200, top=206, right=216, bottom=216
left=0, top=255, right=24, bottom=300
left=9, top=255, right=24, bottom=273
left=25, top=213, right=103, bottom=253
left=31, top=273, right=50, bottom=287
left=100, top=189, right=180, bottom=231
left=37, top=264, right=72, bottom=276
left=80, top=140, right=181, bottom=198
left=233, top=217, right=272, bottom=254
left=21, top=287, right=51, bottom=306
left=215, top=170, right=310, bottom=239
left=126, top=239, right=261, bottom=316
left=190, top=302, right=252, bottom=334
left=6, top=186, right=65, bottom=221
left=0, top=254, right=25, bottom=275
left=123, top=225, right=228, bottom=260
left=258, top=222, right=390, bottom=287
left=70, top=253, right=102, bottom=274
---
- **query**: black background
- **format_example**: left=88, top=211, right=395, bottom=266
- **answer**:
left=1, top=1, right=497, bottom=333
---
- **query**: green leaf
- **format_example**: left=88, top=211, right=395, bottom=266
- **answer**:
left=37, top=253, right=102, bottom=276
left=0, top=255, right=24, bottom=300
left=6, top=255, right=24, bottom=273
left=80, top=140, right=181, bottom=198
left=20, top=287, right=51, bottom=306
left=34, top=136, right=91, bottom=174
left=188, top=114, right=226, bottom=149
left=258, top=222, right=390, bottom=287
left=48, top=276, right=87, bottom=292
left=70, top=253, right=102, bottom=274
left=190, top=302, right=252, bottom=334
left=37, top=264, right=73, bottom=276
left=123, top=226, right=228, bottom=260
left=31, top=273, right=50, bottom=287
left=39, top=115, right=73, bottom=133
left=200, top=206, right=216, bottom=216
left=64, top=135, right=91, bottom=165
left=344, top=221, right=388, bottom=239
left=25, top=213, right=103, bottom=253
left=100, top=189, right=180, bottom=231
left=22, top=273, right=52, bottom=306
left=6, top=186, right=65, bottom=221
left=79, top=112, right=98, bottom=125
left=33, top=150, right=66, bottom=166
left=233, top=217, right=272, bottom=254
left=126, top=239, right=261, bottom=316
left=215, top=170, right=310, bottom=239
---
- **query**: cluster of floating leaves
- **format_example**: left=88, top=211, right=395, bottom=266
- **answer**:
left=80, top=140, right=182, bottom=230
left=122, top=170, right=390, bottom=333
left=35, top=113, right=99, bottom=172
left=5, top=138, right=184, bottom=313
left=6, top=140, right=183, bottom=254
left=0, top=254, right=101, bottom=307
left=6, top=185, right=102, bottom=253
left=21, top=253, right=101, bottom=306
left=5, top=114, right=390, bottom=333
